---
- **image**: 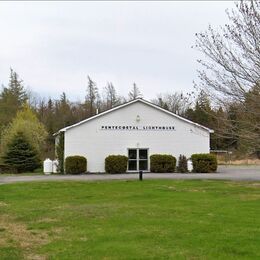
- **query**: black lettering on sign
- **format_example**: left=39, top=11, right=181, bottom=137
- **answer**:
left=100, top=125, right=175, bottom=130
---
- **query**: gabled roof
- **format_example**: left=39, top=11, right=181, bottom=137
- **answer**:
left=54, top=98, right=214, bottom=135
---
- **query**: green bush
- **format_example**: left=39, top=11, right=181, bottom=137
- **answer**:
left=150, top=154, right=176, bottom=173
left=0, top=163, right=17, bottom=174
left=177, top=154, right=188, bottom=173
left=191, top=153, right=217, bottom=173
left=65, top=156, right=87, bottom=174
left=105, top=155, right=128, bottom=174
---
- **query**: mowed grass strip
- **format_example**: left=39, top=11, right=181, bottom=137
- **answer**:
left=0, top=180, right=259, bottom=259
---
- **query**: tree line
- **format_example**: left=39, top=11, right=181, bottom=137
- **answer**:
left=1, top=0, right=260, bottom=171
left=0, top=67, right=249, bottom=163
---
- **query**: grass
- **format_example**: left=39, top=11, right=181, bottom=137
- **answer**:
left=0, top=180, right=259, bottom=259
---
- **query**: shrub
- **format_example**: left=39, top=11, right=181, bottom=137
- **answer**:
left=177, top=154, right=188, bottom=173
left=1, top=104, right=47, bottom=158
left=191, top=153, right=217, bottom=173
left=150, top=154, right=176, bottom=173
left=65, top=156, right=87, bottom=174
left=0, top=164, right=17, bottom=174
left=105, top=155, right=128, bottom=174
left=2, top=131, right=40, bottom=173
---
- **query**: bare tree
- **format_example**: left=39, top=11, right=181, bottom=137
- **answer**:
left=195, top=0, right=260, bottom=153
left=103, top=82, right=119, bottom=109
left=152, top=92, right=193, bottom=116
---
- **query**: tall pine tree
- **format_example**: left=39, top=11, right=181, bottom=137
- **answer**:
left=85, top=76, right=99, bottom=116
left=0, top=68, right=27, bottom=130
left=128, top=83, right=142, bottom=100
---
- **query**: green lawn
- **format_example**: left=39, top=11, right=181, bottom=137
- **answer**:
left=0, top=180, right=259, bottom=259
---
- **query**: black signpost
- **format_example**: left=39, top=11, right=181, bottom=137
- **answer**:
left=139, top=170, right=143, bottom=181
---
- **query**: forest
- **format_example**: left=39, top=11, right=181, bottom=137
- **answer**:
left=0, top=68, right=255, bottom=161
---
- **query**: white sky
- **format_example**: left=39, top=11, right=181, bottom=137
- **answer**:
left=0, top=1, right=235, bottom=101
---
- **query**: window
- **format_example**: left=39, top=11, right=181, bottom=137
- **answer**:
left=128, top=148, right=148, bottom=171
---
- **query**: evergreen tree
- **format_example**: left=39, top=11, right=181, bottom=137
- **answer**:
left=177, top=155, right=188, bottom=173
left=43, top=98, right=56, bottom=158
left=235, top=84, right=260, bottom=154
left=0, top=68, right=28, bottom=130
left=46, top=98, right=55, bottom=134
left=128, top=83, right=142, bottom=100
left=7, top=68, right=27, bottom=104
left=57, top=92, right=73, bottom=127
left=85, top=76, right=99, bottom=116
left=185, top=90, right=223, bottom=150
left=185, top=91, right=213, bottom=126
left=3, top=131, right=40, bottom=173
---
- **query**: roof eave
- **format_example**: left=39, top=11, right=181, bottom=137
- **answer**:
left=53, top=128, right=66, bottom=137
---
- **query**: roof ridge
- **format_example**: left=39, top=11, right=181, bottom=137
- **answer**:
left=53, top=98, right=213, bottom=135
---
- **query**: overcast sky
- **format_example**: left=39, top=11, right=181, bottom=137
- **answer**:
left=0, top=1, right=235, bottom=102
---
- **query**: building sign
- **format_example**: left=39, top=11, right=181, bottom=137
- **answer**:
left=100, top=125, right=175, bottom=131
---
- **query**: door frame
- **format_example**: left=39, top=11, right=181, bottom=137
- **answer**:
left=127, top=148, right=149, bottom=172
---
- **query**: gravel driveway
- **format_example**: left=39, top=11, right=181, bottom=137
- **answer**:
left=0, top=165, right=260, bottom=184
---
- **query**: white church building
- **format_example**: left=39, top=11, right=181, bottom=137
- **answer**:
left=55, top=98, right=213, bottom=172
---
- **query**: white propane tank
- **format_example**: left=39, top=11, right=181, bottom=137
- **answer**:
left=52, top=160, right=58, bottom=173
left=187, top=159, right=193, bottom=172
left=43, top=158, right=53, bottom=175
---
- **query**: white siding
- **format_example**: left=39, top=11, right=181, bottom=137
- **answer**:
left=64, top=101, right=210, bottom=172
